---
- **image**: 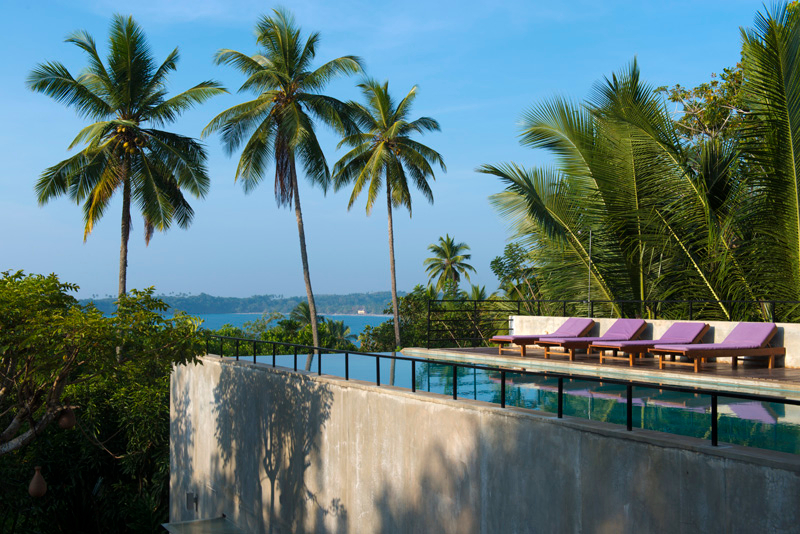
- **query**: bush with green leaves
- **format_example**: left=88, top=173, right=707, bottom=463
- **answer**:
left=0, top=271, right=203, bottom=533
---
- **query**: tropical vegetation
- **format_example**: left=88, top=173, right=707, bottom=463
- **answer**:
left=482, top=4, right=800, bottom=323
left=28, top=15, right=225, bottom=296
left=333, top=79, right=445, bottom=347
left=204, top=8, right=363, bottom=349
left=0, top=271, right=203, bottom=533
left=424, top=234, right=476, bottom=293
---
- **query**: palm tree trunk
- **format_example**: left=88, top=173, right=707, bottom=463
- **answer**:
left=387, top=183, right=401, bottom=348
left=118, top=172, right=131, bottom=297
left=292, top=173, right=320, bottom=352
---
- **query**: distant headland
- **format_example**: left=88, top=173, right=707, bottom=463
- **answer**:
left=80, top=291, right=405, bottom=315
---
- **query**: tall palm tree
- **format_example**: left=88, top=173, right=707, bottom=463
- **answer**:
left=204, top=9, right=362, bottom=349
left=28, top=15, right=225, bottom=296
left=333, top=79, right=445, bottom=347
left=424, top=234, right=476, bottom=293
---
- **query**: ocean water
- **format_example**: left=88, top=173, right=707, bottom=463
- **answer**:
left=195, top=312, right=389, bottom=338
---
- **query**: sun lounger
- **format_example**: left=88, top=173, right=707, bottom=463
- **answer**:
left=589, top=322, right=709, bottom=367
left=489, top=317, right=595, bottom=357
left=649, top=322, right=784, bottom=372
left=536, top=318, right=647, bottom=361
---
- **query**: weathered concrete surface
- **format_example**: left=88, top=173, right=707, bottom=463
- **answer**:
left=511, top=316, right=800, bottom=368
left=171, top=356, right=800, bottom=534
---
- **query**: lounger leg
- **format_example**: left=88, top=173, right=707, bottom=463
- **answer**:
left=629, top=352, right=634, bottom=367
left=769, top=355, right=774, bottom=369
left=694, top=358, right=699, bottom=373
left=521, top=345, right=526, bottom=358
left=732, top=356, right=737, bottom=368
left=569, top=348, right=575, bottom=361
left=659, top=355, right=664, bottom=370
left=544, top=347, right=549, bottom=359
left=498, top=344, right=502, bottom=355
left=599, top=350, right=604, bottom=364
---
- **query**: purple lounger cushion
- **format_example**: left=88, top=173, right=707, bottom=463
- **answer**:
left=492, top=317, right=594, bottom=343
left=653, top=322, right=777, bottom=352
left=544, top=318, right=646, bottom=345
left=597, top=322, right=708, bottom=349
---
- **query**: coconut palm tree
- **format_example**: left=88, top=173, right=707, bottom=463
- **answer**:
left=424, top=234, right=476, bottom=293
left=740, top=4, right=800, bottom=304
left=204, top=9, right=362, bottom=349
left=325, top=319, right=356, bottom=347
left=28, top=15, right=225, bottom=296
left=333, top=79, right=445, bottom=347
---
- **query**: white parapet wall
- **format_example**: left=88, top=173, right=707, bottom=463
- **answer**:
left=171, top=356, right=800, bottom=533
left=510, top=316, right=800, bottom=368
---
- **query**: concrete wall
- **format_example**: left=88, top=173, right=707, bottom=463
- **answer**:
left=171, top=356, right=800, bottom=534
left=511, top=316, right=800, bottom=368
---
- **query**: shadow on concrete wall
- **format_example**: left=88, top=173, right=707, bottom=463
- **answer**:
left=170, top=364, right=196, bottom=522
left=212, top=364, right=345, bottom=533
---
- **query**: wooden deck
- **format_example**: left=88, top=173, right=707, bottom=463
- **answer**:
left=403, top=346, right=800, bottom=399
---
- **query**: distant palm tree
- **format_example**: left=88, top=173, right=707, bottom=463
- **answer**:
left=424, top=234, right=476, bottom=293
left=333, top=79, right=445, bottom=347
left=28, top=15, right=225, bottom=296
left=204, top=8, right=362, bottom=349
left=289, top=301, right=315, bottom=326
left=326, top=319, right=356, bottom=347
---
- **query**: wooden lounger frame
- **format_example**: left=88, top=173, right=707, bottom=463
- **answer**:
left=489, top=321, right=594, bottom=358
left=590, top=324, right=711, bottom=367
left=650, top=345, right=785, bottom=373
left=537, top=322, right=648, bottom=362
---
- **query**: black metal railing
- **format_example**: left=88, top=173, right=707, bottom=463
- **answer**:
left=206, top=334, right=800, bottom=451
left=425, top=298, right=800, bottom=349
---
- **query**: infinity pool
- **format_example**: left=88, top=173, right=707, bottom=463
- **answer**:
left=242, top=352, right=800, bottom=455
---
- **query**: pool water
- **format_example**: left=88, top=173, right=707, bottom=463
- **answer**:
left=244, top=352, right=800, bottom=455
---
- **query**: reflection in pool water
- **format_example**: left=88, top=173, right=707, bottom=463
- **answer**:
left=248, top=352, right=800, bottom=455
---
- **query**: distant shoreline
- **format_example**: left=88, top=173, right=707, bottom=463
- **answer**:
left=203, top=312, right=392, bottom=318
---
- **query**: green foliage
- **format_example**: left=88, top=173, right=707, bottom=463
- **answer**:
left=483, top=5, right=800, bottom=322
left=81, top=291, right=401, bottom=315
left=358, top=285, right=506, bottom=351
left=490, top=243, right=539, bottom=307
left=211, top=303, right=358, bottom=355
left=333, top=78, right=445, bottom=347
left=28, top=15, right=225, bottom=294
left=0, top=271, right=203, bottom=533
left=423, top=234, right=476, bottom=292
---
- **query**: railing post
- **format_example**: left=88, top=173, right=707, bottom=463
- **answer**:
left=474, top=300, right=479, bottom=345
left=220, top=338, right=224, bottom=358
left=293, top=347, right=297, bottom=372
left=426, top=299, right=431, bottom=349
left=376, top=356, right=381, bottom=386
left=711, top=395, right=718, bottom=446
left=501, top=371, right=506, bottom=408
left=206, top=338, right=209, bottom=355
left=235, top=339, right=239, bottom=361
left=563, top=301, right=567, bottom=317
left=453, top=364, right=458, bottom=400
left=589, top=300, right=594, bottom=318
left=345, top=352, right=349, bottom=380
left=689, top=301, right=693, bottom=320
left=272, top=343, right=277, bottom=368
left=557, top=378, right=564, bottom=418
left=626, top=384, right=633, bottom=431
left=411, top=360, right=416, bottom=392
left=537, top=299, right=541, bottom=316
left=318, top=351, right=322, bottom=376
left=253, top=340, right=257, bottom=364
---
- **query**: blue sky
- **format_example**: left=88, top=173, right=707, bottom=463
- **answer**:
left=0, top=0, right=761, bottom=299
